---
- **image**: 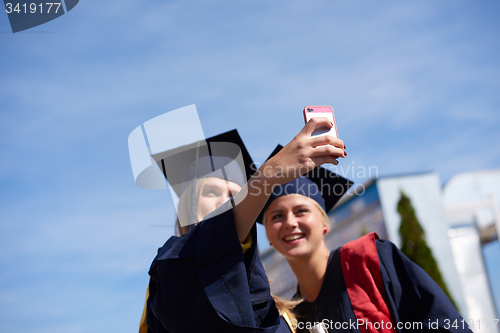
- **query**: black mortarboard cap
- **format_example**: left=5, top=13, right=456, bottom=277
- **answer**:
left=149, top=129, right=255, bottom=228
left=155, top=129, right=255, bottom=198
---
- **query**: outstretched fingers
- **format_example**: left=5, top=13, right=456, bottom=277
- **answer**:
left=312, top=155, right=339, bottom=166
left=310, top=135, right=344, bottom=150
left=310, top=145, right=346, bottom=159
left=301, top=117, right=334, bottom=136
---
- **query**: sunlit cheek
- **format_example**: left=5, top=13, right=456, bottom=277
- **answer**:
left=268, top=225, right=281, bottom=243
left=199, top=198, right=217, bottom=217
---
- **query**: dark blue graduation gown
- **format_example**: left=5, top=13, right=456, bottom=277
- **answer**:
left=294, top=234, right=473, bottom=333
left=146, top=207, right=288, bottom=333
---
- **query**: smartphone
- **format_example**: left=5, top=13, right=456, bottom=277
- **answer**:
left=303, top=105, right=338, bottom=139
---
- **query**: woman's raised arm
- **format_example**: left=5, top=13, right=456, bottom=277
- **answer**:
left=232, top=116, right=346, bottom=242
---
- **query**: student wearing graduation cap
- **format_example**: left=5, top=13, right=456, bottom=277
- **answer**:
left=260, top=146, right=473, bottom=333
left=137, top=117, right=347, bottom=333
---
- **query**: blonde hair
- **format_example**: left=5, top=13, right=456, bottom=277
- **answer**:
left=262, top=195, right=330, bottom=240
left=273, top=293, right=301, bottom=321
left=175, top=178, right=207, bottom=236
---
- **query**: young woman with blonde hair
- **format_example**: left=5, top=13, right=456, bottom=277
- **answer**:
left=260, top=146, right=472, bottom=333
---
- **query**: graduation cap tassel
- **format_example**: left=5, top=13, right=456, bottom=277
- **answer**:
left=188, top=141, right=201, bottom=232
left=221, top=167, right=236, bottom=210
left=161, top=159, right=167, bottom=178
left=160, top=159, right=172, bottom=228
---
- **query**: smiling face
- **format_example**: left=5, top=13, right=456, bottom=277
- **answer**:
left=264, top=194, right=329, bottom=260
left=197, top=176, right=242, bottom=220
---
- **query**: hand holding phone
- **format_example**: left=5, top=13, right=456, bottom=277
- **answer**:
left=303, top=105, right=338, bottom=139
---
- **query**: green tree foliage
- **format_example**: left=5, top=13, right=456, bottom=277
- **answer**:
left=359, top=225, right=369, bottom=237
left=397, top=191, right=457, bottom=309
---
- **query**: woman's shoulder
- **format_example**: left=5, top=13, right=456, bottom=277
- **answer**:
left=340, top=232, right=380, bottom=260
left=340, top=232, right=400, bottom=256
left=152, top=206, right=249, bottom=268
left=150, top=224, right=205, bottom=272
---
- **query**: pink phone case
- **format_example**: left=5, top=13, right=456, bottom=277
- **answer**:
left=303, top=105, right=339, bottom=138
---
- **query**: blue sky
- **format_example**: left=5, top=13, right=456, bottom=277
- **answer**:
left=1, top=0, right=500, bottom=332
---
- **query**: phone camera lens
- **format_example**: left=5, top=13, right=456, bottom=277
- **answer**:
left=307, top=108, right=313, bottom=112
